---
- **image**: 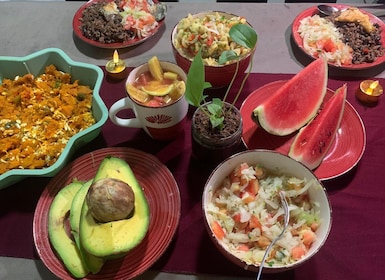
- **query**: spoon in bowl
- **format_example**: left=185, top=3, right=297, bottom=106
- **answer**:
left=317, top=4, right=385, bottom=17
left=317, top=5, right=345, bottom=16
left=256, top=191, right=290, bottom=280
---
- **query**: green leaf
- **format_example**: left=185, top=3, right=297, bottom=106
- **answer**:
left=210, top=115, right=224, bottom=130
left=229, top=24, right=258, bottom=49
left=207, top=103, right=222, bottom=117
left=218, top=50, right=239, bottom=65
left=185, top=49, right=208, bottom=107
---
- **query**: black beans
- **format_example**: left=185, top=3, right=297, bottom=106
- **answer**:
left=80, top=1, right=134, bottom=44
left=329, top=15, right=384, bottom=64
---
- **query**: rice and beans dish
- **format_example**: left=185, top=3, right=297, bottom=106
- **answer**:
left=80, top=0, right=159, bottom=44
left=298, top=7, right=384, bottom=66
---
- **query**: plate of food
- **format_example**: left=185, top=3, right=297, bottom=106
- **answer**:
left=73, top=0, right=165, bottom=49
left=292, top=4, right=385, bottom=70
left=240, top=81, right=366, bottom=181
left=33, top=147, right=181, bottom=279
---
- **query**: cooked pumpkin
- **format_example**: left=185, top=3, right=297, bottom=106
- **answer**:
left=0, top=65, right=95, bottom=174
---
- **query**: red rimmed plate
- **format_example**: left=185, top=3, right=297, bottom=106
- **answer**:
left=72, top=0, right=165, bottom=49
left=240, top=80, right=366, bottom=181
left=33, top=147, right=180, bottom=279
left=292, top=4, right=385, bottom=70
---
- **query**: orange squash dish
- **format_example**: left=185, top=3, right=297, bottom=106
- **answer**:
left=0, top=65, right=96, bottom=174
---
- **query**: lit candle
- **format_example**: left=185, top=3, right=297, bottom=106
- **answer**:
left=356, top=80, right=383, bottom=104
left=105, top=50, right=127, bottom=80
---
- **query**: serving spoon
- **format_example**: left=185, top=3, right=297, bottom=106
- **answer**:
left=317, top=4, right=385, bottom=17
left=317, top=5, right=344, bottom=16
left=256, top=191, right=290, bottom=280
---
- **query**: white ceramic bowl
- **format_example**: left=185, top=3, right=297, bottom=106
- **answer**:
left=202, top=149, right=332, bottom=273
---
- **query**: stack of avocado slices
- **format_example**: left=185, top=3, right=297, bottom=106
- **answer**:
left=48, top=157, right=150, bottom=278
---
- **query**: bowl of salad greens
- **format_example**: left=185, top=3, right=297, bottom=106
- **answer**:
left=202, top=149, right=332, bottom=273
left=171, top=11, right=255, bottom=88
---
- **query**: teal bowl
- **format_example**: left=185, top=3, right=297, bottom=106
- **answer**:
left=0, top=48, right=107, bottom=189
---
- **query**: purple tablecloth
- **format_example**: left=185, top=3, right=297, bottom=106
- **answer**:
left=1, top=68, right=385, bottom=280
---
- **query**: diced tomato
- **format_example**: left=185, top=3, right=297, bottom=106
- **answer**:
left=237, top=244, right=249, bottom=251
left=233, top=213, right=248, bottom=230
left=211, top=221, right=225, bottom=240
left=301, top=230, right=316, bottom=248
left=248, top=215, right=262, bottom=231
left=291, top=246, right=306, bottom=260
left=206, top=35, right=214, bottom=46
left=323, top=38, right=337, bottom=53
left=245, top=179, right=259, bottom=197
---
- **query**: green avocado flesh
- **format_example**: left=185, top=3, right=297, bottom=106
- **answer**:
left=253, top=58, right=328, bottom=136
left=48, top=181, right=90, bottom=278
left=70, top=180, right=105, bottom=274
left=79, top=157, right=150, bottom=258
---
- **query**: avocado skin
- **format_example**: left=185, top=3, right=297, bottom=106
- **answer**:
left=79, top=157, right=150, bottom=258
left=48, top=181, right=90, bottom=278
left=70, top=180, right=105, bottom=274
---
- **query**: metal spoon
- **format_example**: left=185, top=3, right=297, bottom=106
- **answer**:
left=256, top=191, right=290, bottom=280
left=317, top=5, right=344, bottom=16
left=317, top=4, right=385, bottom=17
left=147, top=0, right=167, bottom=21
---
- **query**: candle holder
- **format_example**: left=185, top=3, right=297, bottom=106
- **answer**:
left=356, top=80, right=383, bottom=105
left=105, top=50, right=127, bottom=81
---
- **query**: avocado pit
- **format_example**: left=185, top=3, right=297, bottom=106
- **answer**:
left=86, top=178, right=135, bottom=223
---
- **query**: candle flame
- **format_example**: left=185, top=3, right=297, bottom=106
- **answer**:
left=366, top=80, right=379, bottom=96
left=370, top=80, right=379, bottom=90
left=113, top=50, right=119, bottom=64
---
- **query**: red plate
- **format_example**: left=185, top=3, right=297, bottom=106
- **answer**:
left=72, top=0, right=165, bottom=49
left=292, top=4, right=385, bottom=70
left=33, top=147, right=180, bottom=279
left=240, top=80, right=366, bottom=181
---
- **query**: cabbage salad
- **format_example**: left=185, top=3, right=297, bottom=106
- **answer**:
left=102, top=0, right=158, bottom=38
left=174, top=12, right=251, bottom=66
left=206, top=162, right=321, bottom=267
left=298, top=15, right=353, bottom=66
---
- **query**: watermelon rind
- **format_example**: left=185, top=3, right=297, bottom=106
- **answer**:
left=253, top=58, right=328, bottom=136
left=288, top=84, right=347, bottom=170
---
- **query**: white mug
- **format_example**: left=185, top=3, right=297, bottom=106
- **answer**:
left=109, top=61, right=188, bottom=141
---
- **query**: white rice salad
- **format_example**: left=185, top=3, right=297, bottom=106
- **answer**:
left=298, top=14, right=353, bottom=66
left=206, top=162, right=322, bottom=267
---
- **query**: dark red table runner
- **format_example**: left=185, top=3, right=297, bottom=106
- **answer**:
left=1, top=68, right=385, bottom=280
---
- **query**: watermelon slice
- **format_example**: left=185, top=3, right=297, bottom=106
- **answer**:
left=288, top=84, right=347, bottom=170
left=252, top=58, right=328, bottom=136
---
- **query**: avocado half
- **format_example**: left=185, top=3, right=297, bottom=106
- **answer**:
left=70, top=180, right=105, bottom=274
left=79, top=157, right=150, bottom=258
left=48, top=181, right=90, bottom=278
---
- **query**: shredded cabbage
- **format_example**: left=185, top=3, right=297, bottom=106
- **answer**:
left=206, top=162, right=322, bottom=267
left=298, top=14, right=353, bottom=66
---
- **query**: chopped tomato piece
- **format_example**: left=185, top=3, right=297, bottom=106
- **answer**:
left=211, top=221, right=225, bottom=240
left=248, top=215, right=262, bottom=231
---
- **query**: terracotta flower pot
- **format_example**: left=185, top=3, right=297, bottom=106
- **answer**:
left=191, top=101, right=243, bottom=164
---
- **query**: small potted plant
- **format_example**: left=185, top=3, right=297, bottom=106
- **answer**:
left=186, top=23, right=257, bottom=163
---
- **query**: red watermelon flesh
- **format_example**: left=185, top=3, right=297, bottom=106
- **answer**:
left=253, top=58, right=328, bottom=136
left=288, top=84, right=347, bottom=170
